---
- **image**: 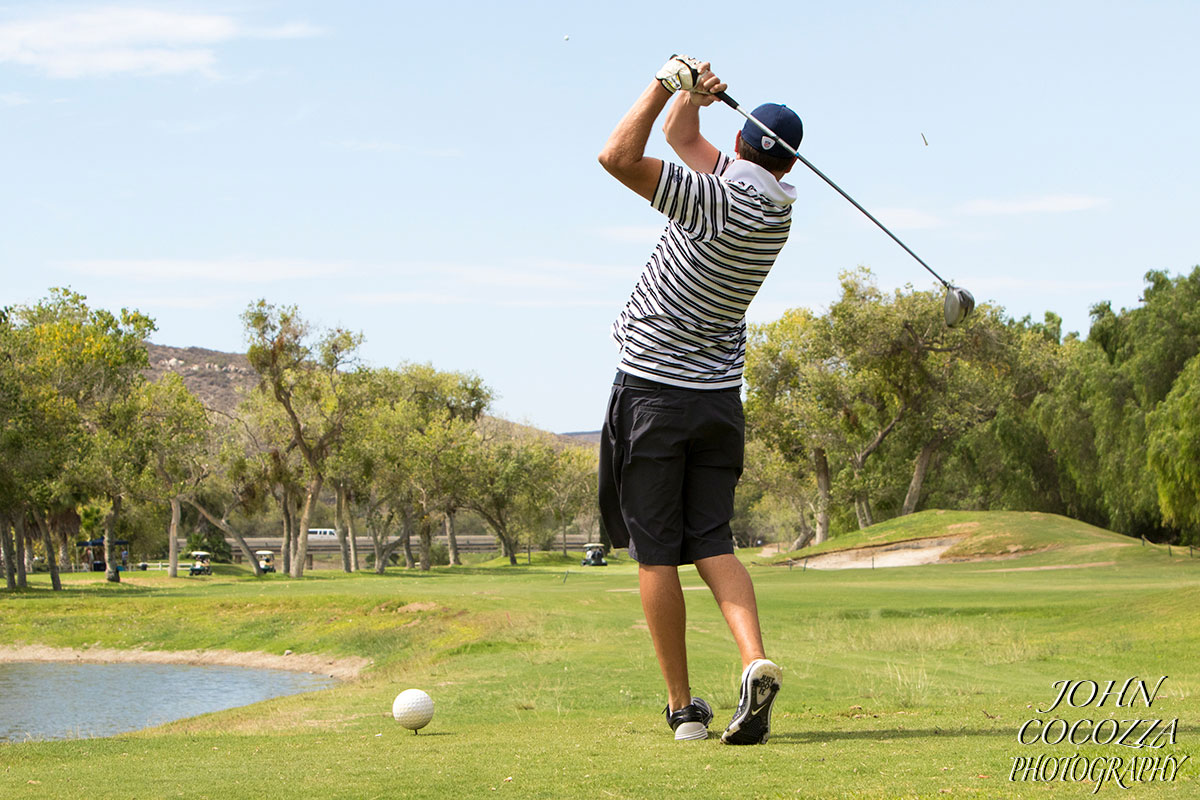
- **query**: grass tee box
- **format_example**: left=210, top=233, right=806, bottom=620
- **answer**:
left=1, top=511, right=1198, bottom=799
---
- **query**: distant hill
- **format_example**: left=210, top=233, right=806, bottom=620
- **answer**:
left=144, top=343, right=597, bottom=445
left=145, top=343, right=257, bottom=416
left=559, top=431, right=602, bottom=445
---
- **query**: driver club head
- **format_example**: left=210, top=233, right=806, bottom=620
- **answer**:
left=944, top=287, right=975, bottom=327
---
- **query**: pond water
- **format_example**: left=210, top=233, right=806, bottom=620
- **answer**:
left=0, top=661, right=338, bottom=742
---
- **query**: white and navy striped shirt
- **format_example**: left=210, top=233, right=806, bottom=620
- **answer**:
left=612, top=153, right=797, bottom=389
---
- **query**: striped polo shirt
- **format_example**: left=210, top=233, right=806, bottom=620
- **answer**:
left=611, top=153, right=797, bottom=389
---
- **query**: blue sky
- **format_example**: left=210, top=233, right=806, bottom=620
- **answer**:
left=3, top=1, right=1197, bottom=432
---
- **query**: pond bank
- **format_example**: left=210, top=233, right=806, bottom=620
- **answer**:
left=0, top=644, right=370, bottom=680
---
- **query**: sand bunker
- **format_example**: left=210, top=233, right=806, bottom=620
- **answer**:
left=0, top=644, right=370, bottom=680
left=789, top=536, right=965, bottom=570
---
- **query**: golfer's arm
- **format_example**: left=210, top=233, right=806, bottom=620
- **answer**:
left=663, top=93, right=721, bottom=174
left=598, top=80, right=669, bottom=201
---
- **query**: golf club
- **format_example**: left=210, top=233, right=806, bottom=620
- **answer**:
left=715, top=90, right=975, bottom=327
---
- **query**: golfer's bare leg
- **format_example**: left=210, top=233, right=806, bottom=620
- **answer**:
left=694, top=554, right=766, bottom=668
left=639, top=564, right=692, bottom=711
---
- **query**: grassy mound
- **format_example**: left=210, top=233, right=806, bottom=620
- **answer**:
left=761, top=509, right=1173, bottom=568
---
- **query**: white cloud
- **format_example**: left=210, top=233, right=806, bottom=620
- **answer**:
left=63, top=258, right=347, bottom=283
left=0, top=7, right=318, bottom=78
left=0, top=90, right=30, bottom=105
left=257, top=22, right=322, bottom=40
left=960, top=194, right=1109, bottom=216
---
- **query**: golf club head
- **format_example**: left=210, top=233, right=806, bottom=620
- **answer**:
left=944, top=287, right=975, bottom=327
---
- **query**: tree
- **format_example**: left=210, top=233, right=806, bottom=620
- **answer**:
left=747, top=269, right=1034, bottom=539
left=464, top=421, right=557, bottom=565
left=243, top=302, right=366, bottom=577
left=546, top=446, right=598, bottom=556
left=334, top=365, right=493, bottom=573
left=1147, top=353, right=1200, bottom=544
left=1037, top=268, right=1200, bottom=540
left=135, top=373, right=218, bottom=577
left=1, top=290, right=154, bottom=587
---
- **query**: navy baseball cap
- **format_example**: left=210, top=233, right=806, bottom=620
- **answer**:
left=741, top=103, right=803, bottom=159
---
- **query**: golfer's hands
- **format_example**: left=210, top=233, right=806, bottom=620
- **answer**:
left=656, top=55, right=726, bottom=106
left=686, top=62, right=725, bottom=107
left=656, top=54, right=705, bottom=93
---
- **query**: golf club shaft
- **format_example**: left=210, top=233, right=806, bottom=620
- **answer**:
left=716, top=91, right=952, bottom=290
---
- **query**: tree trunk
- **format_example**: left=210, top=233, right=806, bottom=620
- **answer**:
left=901, top=439, right=940, bottom=516
left=497, top=530, right=517, bottom=566
left=418, top=518, right=432, bottom=572
left=289, top=493, right=303, bottom=568
left=372, top=536, right=386, bottom=574
left=378, top=536, right=405, bottom=574
left=334, top=483, right=352, bottom=573
left=854, top=492, right=874, bottom=530
left=33, top=510, right=63, bottom=591
left=14, top=515, right=27, bottom=587
left=813, top=448, right=831, bottom=545
left=369, top=525, right=388, bottom=575
left=280, top=491, right=293, bottom=575
left=790, top=505, right=814, bottom=551
left=52, top=507, right=79, bottom=571
left=445, top=511, right=460, bottom=566
left=561, top=519, right=568, bottom=556
left=401, top=516, right=415, bottom=569
left=292, top=475, right=323, bottom=578
left=103, top=497, right=121, bottom=583
left=1, top=514, right=16, bottom=590
left=168, top=496, right=181, bottom=578
left=185, top=500, right=264, bottom=576
left=346, top=494, right=359, bottom=572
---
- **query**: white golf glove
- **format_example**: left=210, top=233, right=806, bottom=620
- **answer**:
left=656, top=54, right=707, bottom=94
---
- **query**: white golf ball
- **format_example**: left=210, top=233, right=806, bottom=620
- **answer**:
left=392, top=689, right=434, bottom=731
left=563, top=34, right=569, bottom=41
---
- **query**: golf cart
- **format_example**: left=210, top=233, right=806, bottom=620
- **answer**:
left=255, top=550, right=276, bottom=573
left=581, top=543, right=608, bottom=567
left=188, top=551, right=212, bottom=576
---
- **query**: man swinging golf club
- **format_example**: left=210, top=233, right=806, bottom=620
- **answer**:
left=597, top=55, right=792, bottom=743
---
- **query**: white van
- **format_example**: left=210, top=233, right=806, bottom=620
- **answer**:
left=307, top=528, right=337, bottom=541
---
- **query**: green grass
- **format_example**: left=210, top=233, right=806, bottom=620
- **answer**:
left=2, top=512, right=1199, bottom=799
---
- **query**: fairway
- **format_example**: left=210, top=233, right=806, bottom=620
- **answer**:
left=2, top=512, right=1197, bottom=799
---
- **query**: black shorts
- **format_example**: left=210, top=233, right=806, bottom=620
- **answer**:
left=598, top=372, right=744, bottom=566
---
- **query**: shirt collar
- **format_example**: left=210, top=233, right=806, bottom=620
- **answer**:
left=721, top=159, right=797, bottom=207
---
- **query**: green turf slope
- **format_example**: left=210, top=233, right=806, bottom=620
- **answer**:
left=2, top=512, right=1197, bottom=799
left=762, top=509, right=1184, bottom=568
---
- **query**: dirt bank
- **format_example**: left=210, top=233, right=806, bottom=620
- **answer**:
left=0, top=644, right=370, bottom=680
left=787, top=535, right=966, bottom=570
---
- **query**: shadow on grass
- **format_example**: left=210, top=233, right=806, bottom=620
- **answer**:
left=770, top=723, right=1200, bottom=745
left=1, top=582, right=159, bottom=599
left=771, top=727, right=1007, bottom=744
